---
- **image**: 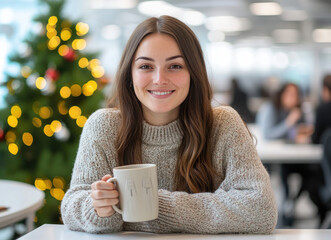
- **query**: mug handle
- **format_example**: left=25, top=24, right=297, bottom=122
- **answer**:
left=106, top=177, right=123, bottom=215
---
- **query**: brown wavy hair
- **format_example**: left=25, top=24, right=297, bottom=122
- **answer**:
left=108, top=15, right=215, bottom=193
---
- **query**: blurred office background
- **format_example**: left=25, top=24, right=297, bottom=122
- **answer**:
left=1, top=0, right=331, bottom=236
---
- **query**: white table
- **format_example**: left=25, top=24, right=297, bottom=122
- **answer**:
left=0, top=180, right=45, bottom=232
left=18, top=224, right=331, bottom=240
left=248, top=124, right=323, bottom=164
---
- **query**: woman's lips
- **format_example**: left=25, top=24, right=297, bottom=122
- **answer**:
left=148, top=90, right=175, bottom=98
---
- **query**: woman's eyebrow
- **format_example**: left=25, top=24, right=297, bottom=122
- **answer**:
left=135, top=55, right=183, bottom=62
left=135, top=56, right=154, bottom=62
left=166, top=55, right=183, bottom=61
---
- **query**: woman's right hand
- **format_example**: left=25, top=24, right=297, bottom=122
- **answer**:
left=91, top=175, right=119, bottom=217
left=286, top=108, right=302, bottom=127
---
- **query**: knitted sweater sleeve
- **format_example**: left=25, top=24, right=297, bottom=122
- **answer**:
left=61, top=109, right=123, bottom=233
left=125, top=107, right=277, bottom=234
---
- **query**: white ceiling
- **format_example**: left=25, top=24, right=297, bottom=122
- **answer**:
left=59, top=0, right=331, bottom=46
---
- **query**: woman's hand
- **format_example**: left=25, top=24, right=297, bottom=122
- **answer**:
left=91, top=174, right=119, bottom=217
left=286, top=108, right=302, bottom=127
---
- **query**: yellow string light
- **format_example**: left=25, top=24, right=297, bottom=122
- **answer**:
left=44, top=179, right=52, bottom=190
left=58, top=101, right=68, bottom=115
left=22, top=132, right=33, bottom=146
left=11, top=105, right=22, bottom=119
left=91, top=66, right=105, bottom=78
left=76, top=22, right=89, bottom=36
left=7, top=115, right=18, bottom=128
left=5, top=131, right=16, bottom=143
left=60, top=86, right=71, bottom=99
left=70, top=84, right=81, bottom=97
left=47, top=30, right=57, bottom=39
left=69, top=106, right=81, bottom=119
left=32, top=117, right=42, bottom=128
left=48, top=36, right=61, bottom=50
left=58, top=45, right=69, bottom=56
left=72, top=39, right=86, bottom=50
left=21, top=66, right=32, bottom=78
left=32, top=102, right=40, bottom=114
left=78, top=57, right=89, bottom=68
left=53, top=177, right=65, bottom=189
left=35, top=178, right=47, bottom=191
left=39, top=106, right=52, bottom=119
left=35, top=77, right=46, bottom=90
left=88, top=59, right=100, bottom=69
left=48, top=16, right=58, bottom=26
left=87, top=80, right=98, bottom=91
left=50, top=188, right=65, bottom=201
left=82, top=83, right=94, bottom=96
left=8, top=143, right=18, bottom=155
left=76, top=115, right=87, bottom=128
left=50, top=120, right=62, bottom=132
left=43, top=124, right=54, bottom=137
left=60, top=28, right=72, bottom=41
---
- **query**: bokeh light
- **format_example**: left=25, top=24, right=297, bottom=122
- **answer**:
left=32, top=117, right=42, bottom=128
left=43, top=124, right=54, bottom=137
left=21, top=66, right=32, bottom=78
left=78, top=57, right=89, bottom=68
left=48, top=16, right=58, bottom=26
left=69, top=106, right=81, bottom=119
left=8, top=143, right=18, bottom=155
left=11, top=105, right=22, bottom=118
left=76, top=115, right=87, bottom=128
left=35, top=77, right=46, bottom=90
left=39, top=106, right=52, bottom=119
left=50, top=188, right=65, bottom=200
left=76, top=22, right=89, bottom=36
left=60, top=86, right=71, bottom=99
left=22, top=132, right=33, bottom=146
left=5, top=131, right=16, bottom=143
left=60, top=28, right=72, bottom=41
left=51, top=120, right=62, bottom=132
left=72, top=39, right=86, bottom=50
left=7, top=115, right=18, bottom=128
left=70, top=84, right=81, bottom=97
left=58, top=45, right=69, bottom=56
left=58, top=101, right=68, bottom=115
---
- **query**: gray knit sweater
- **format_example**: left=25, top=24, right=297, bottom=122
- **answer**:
left=61, top=106, right=277, bottom=234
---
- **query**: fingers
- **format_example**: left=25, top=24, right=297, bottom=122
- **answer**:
left=91, top=189, right=119, bottom=200
left=91, top=180, right=116, bottom=191
left=101, top=174, right=113, bottom=182
left=92, top=198, right=119, bottom=208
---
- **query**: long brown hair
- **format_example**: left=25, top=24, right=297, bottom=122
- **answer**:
left=272, top=82, right=301, bottom=111
left=109, top=16, right=215, bottom=193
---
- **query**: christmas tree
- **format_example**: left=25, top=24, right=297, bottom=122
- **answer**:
left=0, top=0, right=107, bottom=224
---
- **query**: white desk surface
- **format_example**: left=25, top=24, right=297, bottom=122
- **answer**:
left=18, top=224, right=331, bottom=240
left=248, top=124, right=322, bottom=164
left=0, top=179, right=45, bottom=229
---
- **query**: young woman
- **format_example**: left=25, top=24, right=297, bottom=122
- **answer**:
left=61, top=15, right=277, bottom=234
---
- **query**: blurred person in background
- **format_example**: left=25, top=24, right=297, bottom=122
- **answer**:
left=312, top=74, right=331, bottom=144
left=256, top=82, right=326, bottom=227
left=230, top=78, right=254, bottom=123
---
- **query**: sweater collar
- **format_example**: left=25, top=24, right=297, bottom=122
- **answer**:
left=142, top=119, right=183, bottom=145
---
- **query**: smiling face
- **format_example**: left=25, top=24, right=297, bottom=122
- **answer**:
left=131, top=33, right=190, bottom=125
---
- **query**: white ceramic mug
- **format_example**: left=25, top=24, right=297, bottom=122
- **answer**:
left=107, top=163, right=158, bottom=222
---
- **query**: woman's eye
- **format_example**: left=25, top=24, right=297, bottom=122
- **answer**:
left=139, top=65, right=152, bottom=70
left=170, top=64, right=182, bottom=69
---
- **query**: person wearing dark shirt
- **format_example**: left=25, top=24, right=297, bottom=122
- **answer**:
left=312, top=75, right=331, bottom=144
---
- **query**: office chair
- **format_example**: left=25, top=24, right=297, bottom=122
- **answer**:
left=320, top=128, right=331, bottom=229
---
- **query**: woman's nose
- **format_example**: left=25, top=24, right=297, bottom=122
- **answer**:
left=153, top=69, right=168, bottom=84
